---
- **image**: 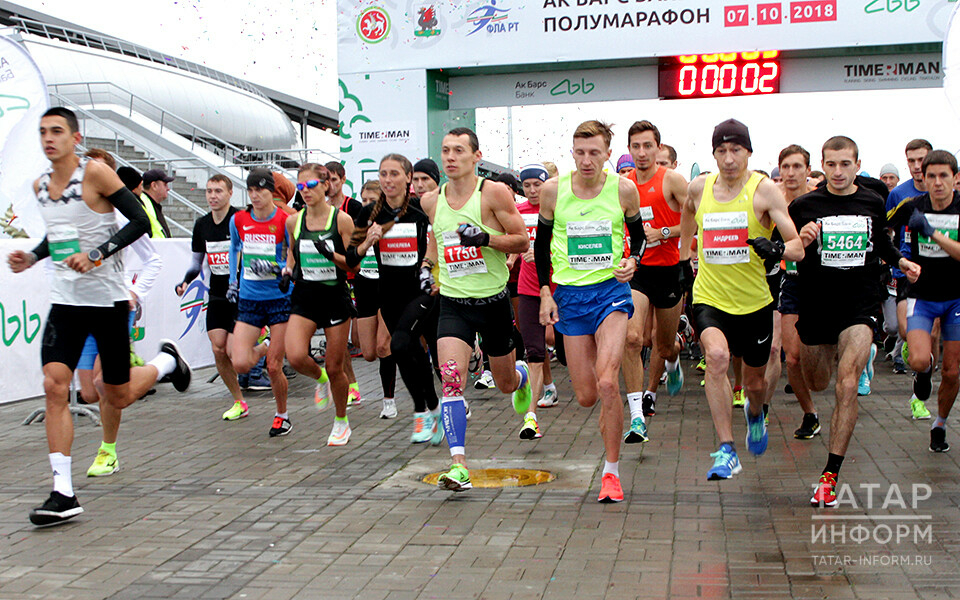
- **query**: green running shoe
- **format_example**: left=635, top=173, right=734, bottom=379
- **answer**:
left=512, top=361, right=532, bottom=415
left=86, top=449, right=119, bottom=477
left=666, top=363, right=684, bottom=396
left=901, top=341, right=910, bottom=365
left=129, top=344, right=145, bottom=368
left=910, top=396, right=931, bottom=420
left=732, top=387, right=746, bottom=407
left=438, top=463, right=472, bottom=492
left=623, top=417, right=649, bottom=444
left=222, top=400, right=249, bottom=421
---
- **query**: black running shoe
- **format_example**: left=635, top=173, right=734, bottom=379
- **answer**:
left=794, top=413, right=821, bottom=439
left=159, top=339, right=191, bottom=392
left=282, top=364, right=298, bottom=380
left=883, top=335, right=897, bottom=354
left=29, top=491, right=83, bottom=527
left=269, top=416, right=292, bottom=437
left=914, top=369, right=933, bottom=402
left=930, top=427, right=950, bottom=453
left=641, top=391, right=656, bottom=417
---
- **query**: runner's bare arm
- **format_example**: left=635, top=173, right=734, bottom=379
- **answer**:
left=663, top=168, right=689, bottom=215
left=486, top=182, right=529, bottom=254
left=756, top=178, right=803, bottom=261
left=679, top=176, right=705, bottom=261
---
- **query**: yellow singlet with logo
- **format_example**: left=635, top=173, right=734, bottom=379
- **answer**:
left=693, top=172, right=773, bottom=314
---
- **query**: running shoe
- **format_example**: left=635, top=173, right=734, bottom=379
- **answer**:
left=237, top=372, right=250, bottom=389
left=810, top=471, right=838, bottom=507
left=328, top=419, right=351, bottom=446
left=696, top=358, right=706, bottom=372
left=158, top=339, right=191, bottom=392
left=866, top=343, right=877, bottom=381
left=222, top=400, right=249, bottom=421
left=464, top=399, right=472, bottom=419
left=315, top=374, right=332, bottom=412
left=519, top=412, right=542, bottom=440
left=706, top=445, right=741, bottom=480
left=411, top=413, right=432, bottom=443
left=246, top=372, right=272, bottom=391
left=437, top=463, right=472, bottom=491
left=86, top=449, right=119, bottom=477
left=732, top=386, right=745, bottom=407
left=659, top=372, right=667, bottom=385
left=892, top=357, right=907, bottom=374
left=931, top=427, right=950, bottom=453
left=744, top=400, right=768, bottom=455
left=598, top=473, right=624, bottom=503
left=347, top=386, right=362, bottom=406
left=678, top=314, right=696, bottom=347
left=537, top=387, right=559, bottom=408
left=883, top=335, right=897, bottom=354
left=282, top=364, right=297, bottom=380
left=910, top=396, right=932, bottom=420
left=914, top=369, right=933, bottom=402
left=430, top=412, right=444, bottom=446
left=379, top=398, right=398, bottom=419
left=901, top=341, right=910, bottom=364
left=857, top=371, right=871, bottom=396
left=666, top=362, right=684, bottom=396
left=512, top=361, right=532, bottom=415
left=269, top=416, right=292, bottom=437
left=641, top=391, right=656, bottom=417
left=623, top=417, right=649, bottom=444
left=129, top=346, right=145, bottom=368
left=794, top=413, right=821, bottom=439
left=474, top=370, right=495, bottom=390
left=468, top=343, right=483, bottom=374
left=257, top=326, right=270, bottom=346
left=29, top=491, right=83, bottom=527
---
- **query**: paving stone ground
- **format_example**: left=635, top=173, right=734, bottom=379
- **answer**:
left=0, top=354, right=958, bottom=599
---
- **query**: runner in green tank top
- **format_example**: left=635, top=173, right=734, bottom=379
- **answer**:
left=678, top=119, right=803, bottom=483
left=535, top=120, right=648, bottom=504
left=419, top=127, right=532, bottom=493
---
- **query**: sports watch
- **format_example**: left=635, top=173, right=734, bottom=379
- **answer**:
left=87, top=248, right=103, bottom=266
left=660, top=227, right=671, bottom=240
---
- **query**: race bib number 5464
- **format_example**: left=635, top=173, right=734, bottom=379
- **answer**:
left=820, top=215, right=868, bottom=268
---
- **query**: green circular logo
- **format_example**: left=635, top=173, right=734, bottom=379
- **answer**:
left=357, top=7, right=391, bottom=44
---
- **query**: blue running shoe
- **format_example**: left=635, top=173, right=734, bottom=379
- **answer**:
left=666, top=362, right=684, bottom=396
left=744, top=399, right=768, bottom=456
left=866, top=343, right=877, bottom=381
left=857, top=370, right=871, bottom=396
left=623, top=417, right=649, bottom=444
left=706, top=444, right=742, bottom=480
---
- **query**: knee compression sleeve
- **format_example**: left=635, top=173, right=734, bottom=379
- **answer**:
left=440, top=360, right=467, bottom=456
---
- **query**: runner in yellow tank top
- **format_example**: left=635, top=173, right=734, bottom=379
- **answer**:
left=678, top=119, right=804, bottom=482
left=419, top=127, right=531, bottom=493
left=536, top=120, right=647, bottom=503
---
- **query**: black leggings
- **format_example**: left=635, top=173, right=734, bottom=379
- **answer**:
left=381, top=292, right=439, bottom=412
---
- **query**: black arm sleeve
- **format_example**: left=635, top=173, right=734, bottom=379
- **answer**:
left=181, top=251, right=205, bottom=285
left=875, top=220, right=904, bottom=267
left=31, top=236, right=50, bottom=261
left=625, top=211, right=646, bottom=258
left=97, top=187, right=151, bottom=259
left=344, top=246, right=363, bottom=268
left=534, top=216, right=554, bottom=289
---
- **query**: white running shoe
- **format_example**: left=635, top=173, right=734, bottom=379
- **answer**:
left=379, top=398, right=398, bottom=419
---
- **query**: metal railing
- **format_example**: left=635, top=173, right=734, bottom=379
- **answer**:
left=12, top=17, right=268, bottom=100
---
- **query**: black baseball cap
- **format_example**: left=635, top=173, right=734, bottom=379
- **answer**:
left=142, top=168, right=174, bottom=185
left=494, top=171, right=523, bottom=197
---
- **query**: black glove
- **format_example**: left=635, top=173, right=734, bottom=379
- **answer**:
left=678, top=259, right=694, bottom=293
left=278, top=272, right=291, bottom=294
left=250, top=259, right=281, bottom=277
left=313, top=238, right=336, bottom=261
left=457, top=223, right=490, bottom=247
left=746, top=237, right=785, bottom=262
left=226, top=281, right=239, bottom=304
left=908, top=209, right=936, bottom=238
left=419, top=265, right=435, bottom=294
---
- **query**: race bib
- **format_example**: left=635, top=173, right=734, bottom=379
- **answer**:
left=359, top=246, right=379, bottom=279
left=442, top=231, right=487, bottom=278
left=379, top=223, right=418, bottom=267
left=242, top=241, right=278, bottom=281
left=48, top=225, right=80, bottom=262
left=784, top=259, right=798, bottom=276
left=567, top=220, right=613, bottom=270
left=206, top=240, right=230, bottom=276
left=918, top=213, right=959, bottom=258
left=701, top=212, right=749, bottom=264
left=639, top=206, right=660, bottom=248
left=299, top=239, right=336, bottom=282
left=522, top=214, right=539, bottom=242
left=887, top=277, right=897, bottom=296
left=820, top=215, right=868, bottom=268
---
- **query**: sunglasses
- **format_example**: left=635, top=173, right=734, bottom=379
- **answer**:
left=296, top=178, right=327, bottom=191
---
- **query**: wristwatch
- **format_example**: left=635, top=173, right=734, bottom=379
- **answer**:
left=87, top=248, right=103, bottom=266
left=660, top=227, right=671, bottom=239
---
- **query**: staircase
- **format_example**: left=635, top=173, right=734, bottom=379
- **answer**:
left=85, top=137, right=206, bottom=237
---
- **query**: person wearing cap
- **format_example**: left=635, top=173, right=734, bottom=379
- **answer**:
left=789, top=136, right=919, bottom=507
left=615, top=154, right=635, bottom=175
left=227, top=168, right=295, bottom=438
left=412, top=158, right=441, bottom=197
left=879, top=164, right=900, bottom=192
left=117, top=166, right=143, bottom=196
left=536, top=120, right=648, bottom=503
left=679, top=118, right=803, bottom=482
left=140, top=168, right=174, bottom=238
left=620, top=120, right=690, bottom=446
left=507, top=163, right=558, bottom=441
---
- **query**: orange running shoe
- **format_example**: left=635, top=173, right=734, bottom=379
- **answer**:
left=598, top=473, right=624, bottom=503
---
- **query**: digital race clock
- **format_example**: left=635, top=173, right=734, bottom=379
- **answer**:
left=658, top=51, right=781, bottom=100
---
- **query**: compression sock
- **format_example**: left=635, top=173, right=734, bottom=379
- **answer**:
left=440, top=396, right=468, bottom=457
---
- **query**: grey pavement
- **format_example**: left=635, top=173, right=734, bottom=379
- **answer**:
left=0, top=354, right=958, bottom=599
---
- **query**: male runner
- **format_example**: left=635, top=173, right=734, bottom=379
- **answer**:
left=880, top=163, right=900, bottom=192
left=8, top=107, right=150, bottom=525
left=775, top=145, right=821, bottom=439
left=419, top=127, right=532, bottom=492
left=657, top=144, right=678, bottom=170
left=887, top=150, right=960, bottom=452
left=537, top=120, right=647, bottom=502
left=620, top=120, right=689, bottom=442
left=793, top=137, right=920, bottom=506
left=678, top=119, right=803, bottom=481
left=177, top=175, right=247, bottom=420
left=412, top=158, right=441, bottom=197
